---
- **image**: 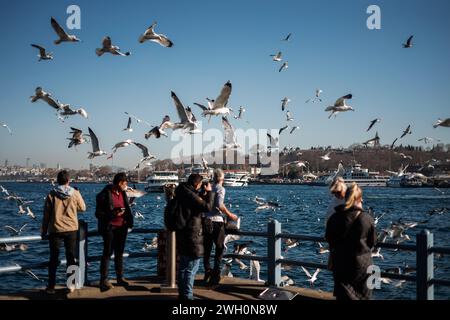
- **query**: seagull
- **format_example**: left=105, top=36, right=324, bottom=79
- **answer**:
left=4, top=224, right=28, bottom=236
left=325, top=94, right=354, bottom=118
left=0, top=185, right=9, bottom=196
left=279, top=62, right=288, bottom=72
left=301, top=267, right=321, bottom=286
left=87, top=127, right=107, bottom=159
left=171, top=91, right=200, bottom=133
left=279, top=125, right=289, bottom=135
left=1, top=122, right=12, bottom=135
left=305, top=89, right=323, bottom=103
left=67, top=127, right=89, bottom=149
left=283, top=160, right=308, bottom=168
left=233, top=106, right=246, bottom=120
left=267, top=133, right=279, bottom=150
left=31, top=44, right=53, bottom=61
left=124, top=112, right=152, bottom=127
left=390, top=138, right=398, bottom=149
left=132, top=142, right=156, bottom=168
left=316, top=242, right=329, bottom=254
left=270, top=51, right=282, bottom=62
left=367, top=118, right=381, bottom=132
left=30, top=87, right=62, bottom=111
left=397, top=153, right=413, bottom=160
left=123, top=117, right=133, bottom=132
left=112, top=139, right=134, bottom=153
left=371, top=247, right=384, bottom=260
left=400, top=125, right=412, bottom=139
left=201, top=157, right=208, bottom=170
left=96, top=36, right=130, bottom=56
left=282, top=238, right=300, bottom=252
left=18, top=205, right=26, bottom=215
left=59, top=104, right=88, bottom=119
left=289, top=126, right=300, bottom=134
left=286, top=111, right=294, bottom=121
left=321, top=152, right=331, bottom=161
left=145, top=115, right=173, bottom=139
left=142, top=237, right=158, bottom=251
left=418, top=137, right=439, bottom=144
left=281, top=97, right=290, bottom=111
left=222, top=116, right=240, bottom=149
left=433, top=118, right=450, bottom=128
left=280, top=275, right=294, bottom=287
left=139, top=21, right=173, bottom=47
left=403, top=35, right=414, bottom=48
left=26, top=207, right=36, bottom=219
left=281, top=33, right=292, bottom=41
left=194, top=81, right=233, bottom=119
left=51, top=17, right=81, bottom=44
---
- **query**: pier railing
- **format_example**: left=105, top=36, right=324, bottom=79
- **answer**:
left=0, top=220, right=449, bottom=300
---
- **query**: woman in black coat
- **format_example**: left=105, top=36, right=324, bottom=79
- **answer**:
left=325, top=183, right=377, bottom=300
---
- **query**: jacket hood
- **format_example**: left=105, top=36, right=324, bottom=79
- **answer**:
left=53, top=185, right=75, bottom=200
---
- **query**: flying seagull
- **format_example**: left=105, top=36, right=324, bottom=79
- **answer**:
left=123, top=117, right=133, bottom=132
left=139, top=21, right=173, bottom=47
left=400, top=125, right=412, bottom=139
left=133, top=142, right=156, bottom=168
left=270, top=51, right=282, bottom=62
left=289, top=126, right=300, bottom=134
left=59, top=104, right=88, bottom=119
left=279, top=62, right=288, bottom=72
left=301, top=266, right=321, bottom=286
left=1, top=122, right=12, bottom=135
left=390, top=138, right=398, bottom=149
left=31, top=44, right=53, bottom=61
left=124, top=112, right=152, bottom=127
left=30, top=87, right=62, bottom=111
left=397, top=152, right=413, bottom=160
left=51, top=17, right=81, bottom=44
left=279, top=125, right=289, bottom=135
left=26, top=207, right=36, bottom=219
left=325, top=94, right=354, bottom=119
left=145, top=115, right=173, bottom=139
left=233, top=106, right=246, bottom=120
left=4, top=224, right=28, bottom=236
left=222, top=116, right=240, bottom=149
left=321, top=152, right=331, bottom=161
left=286, top=110, right=294, bottom=121
left=112, top=139, right=134, bottom=153
left=418, top=137, right=439, bottom=144
left=281, top=33, right=292, bottom=41
left=87, top=127, right=107, bottom=159
left=403, top=35, right=413, bottom=48
left=433, top=118, right=450, bottom=128
left=96, top=36, right=130, bottom=56
left=281, top=97, right=290, bottom=111
left=171, top=91, right=200, bottom=133
left=194, top=81, right=233, bottom=119
left=367, top=118, right=381, bottom=132
left=267, top=133, right=279, bottom=150
left=67, top=127, right=89, bottom=148
left=305, top=89, right=323, bottom=103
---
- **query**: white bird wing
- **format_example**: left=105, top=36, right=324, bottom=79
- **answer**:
left=213, top=81, right=232, bottom=109
left=301, top=266, right=312, bottom=278
left=171, top=91, right=189, bottom=123
left=312, top=268, right=321, bottom=278
left=222, top=116, right=236, bottom=145
left=4, top=226, right=18, bottom=234
left=88, top=127, right=100, bottom=152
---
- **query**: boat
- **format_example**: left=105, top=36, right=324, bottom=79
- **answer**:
left=145, top=171, right=179, bottom=192
left=223, top=171, right=249, bottom=187
left=180, top=165, right=212, bottom=183
left=387, top=173, right=427, bottom=188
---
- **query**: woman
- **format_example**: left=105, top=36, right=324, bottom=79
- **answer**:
left=325, top=183, right=377, bottom=300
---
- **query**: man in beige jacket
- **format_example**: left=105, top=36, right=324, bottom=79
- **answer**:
left=41, top=170, right=86, bottom=294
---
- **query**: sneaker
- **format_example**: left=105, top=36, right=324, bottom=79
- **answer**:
left=116, top=277, right=129, bottom=286
left=100, top=280, right=114, bottom=292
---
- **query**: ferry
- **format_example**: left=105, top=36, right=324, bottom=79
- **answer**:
left=311, top=162, right=389, bottom=187
left=181, top=165, right=212, bottom=182
left=144, top=171, right=179, bottom=192
left=387, top=174, right=426, bottom=188
left=223, top=171, right=249, bottom=187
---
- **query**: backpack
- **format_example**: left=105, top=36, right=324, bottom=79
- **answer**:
left=164, top=197, right=189, bottom=231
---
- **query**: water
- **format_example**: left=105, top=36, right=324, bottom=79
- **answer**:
left=0, top=182, right=449, bottom=299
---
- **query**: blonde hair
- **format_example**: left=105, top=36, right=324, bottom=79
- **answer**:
left=344, top=183, right=363, bottom=210
left=330, top=177, right=347, bottom=194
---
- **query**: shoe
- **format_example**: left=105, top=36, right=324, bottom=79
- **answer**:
left=45, top=287, right=56, bottom=295
left=209, top=269, right=221, bottom=285
left=116, top=277, right=129, bottom=286
left=100, top=280, right=114, bottom=292
left=203, top=269, right=212, bottom=283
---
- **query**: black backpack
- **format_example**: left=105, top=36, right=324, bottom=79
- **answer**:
left=164, top=197, right=189, bottom=231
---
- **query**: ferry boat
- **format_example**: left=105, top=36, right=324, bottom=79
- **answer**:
left=387, top=174, right=426, bottom=188
left=223, top=171, right=249, bottom=187
left=145, top=171, right=179, bottom=192
left=311, top=162, right=389, bottom=187
left=180, top=165, right=212, bottom=183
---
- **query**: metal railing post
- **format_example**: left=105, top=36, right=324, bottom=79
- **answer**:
left=77, top=220, right=88, bottom=287
left=160, top=230, right=178, bottom=293
left=267, top=219, right=281, bottom=287
left=416, top=229, right=434, bottom=300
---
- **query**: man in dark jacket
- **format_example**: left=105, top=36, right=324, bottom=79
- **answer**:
left=175, top=174, right=213, bottom=300
left=95, top=172, right=134, bottom=292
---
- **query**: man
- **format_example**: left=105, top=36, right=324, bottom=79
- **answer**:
left=41, top=170, right=86, bottom=294
left=95, top=172, right=134, bottom=292
left=175, top=174, right=214, bottom=300
left=203, top=169, right=238, bottom=285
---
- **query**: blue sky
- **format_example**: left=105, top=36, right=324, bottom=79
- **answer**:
left=0, top=0, right=449, bottom=169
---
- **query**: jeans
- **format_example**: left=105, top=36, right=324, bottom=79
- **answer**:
left=48, top=231, right=77, bottom=289
left=178, top=255, right=201, bottom=300
left=203, top=221, right=225, bottom=273
left=100, top=225, right=128, bottom=281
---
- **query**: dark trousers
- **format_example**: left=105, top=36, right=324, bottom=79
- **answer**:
left=48, top=231, right=77, bottom=288
left=100, top=226, right=128, bottom=281
left=203, top=221, right=225, bottom=272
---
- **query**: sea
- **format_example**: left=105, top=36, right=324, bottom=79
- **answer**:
left=0, top=182, right=449, bottom=300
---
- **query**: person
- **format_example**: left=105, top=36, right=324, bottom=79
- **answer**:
left=41, top=170, right=86, bottom=294
left=325, top=177, right=347, bottom=222
left=95, top=172, right=134, bottom=292
left=175, top=174, right=214, bottom=300
left=325, top=183, right=377, bottom=300
left=203, top=169, right=238, bottom=285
